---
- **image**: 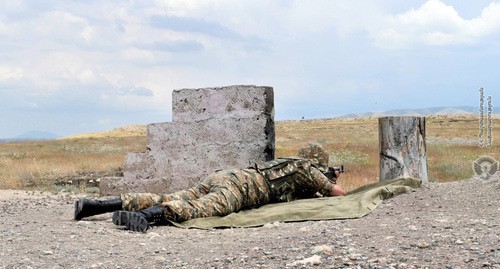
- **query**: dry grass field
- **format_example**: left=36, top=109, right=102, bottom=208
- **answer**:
left=0, top=114, right=497, bottom=193
left=276, top=115, right=498, bottom=191
left=0, top=126, right=147, bottom=192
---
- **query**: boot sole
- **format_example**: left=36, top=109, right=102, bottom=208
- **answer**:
left=74, top=199, right=83, bottom=220
left=112, top=211, right=128, bottom=226
left=112, top=211, right=150, bottom=233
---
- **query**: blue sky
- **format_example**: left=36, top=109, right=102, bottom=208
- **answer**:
left=0, top=0, right=499, bottom=137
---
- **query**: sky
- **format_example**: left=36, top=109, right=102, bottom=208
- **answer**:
left=0, top=0, right=499, bottom=138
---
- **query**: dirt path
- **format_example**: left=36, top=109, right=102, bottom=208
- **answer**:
left=1, top=176, right=499, bottom=268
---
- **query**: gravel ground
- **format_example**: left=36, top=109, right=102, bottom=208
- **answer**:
left=1, top=175, right=499, bottom=269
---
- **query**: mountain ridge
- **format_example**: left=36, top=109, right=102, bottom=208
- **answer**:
left=337, top=106, right=481, bottom=119
left=3, top=106, right=493, bottom=141
left=0, top=131, right=60, bottom=142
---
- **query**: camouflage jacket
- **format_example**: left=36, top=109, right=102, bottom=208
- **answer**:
left=251, top=157, right=333, bottom=202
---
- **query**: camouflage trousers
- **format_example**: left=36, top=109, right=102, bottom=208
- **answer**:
left=121, top=169, right=271, bottom=223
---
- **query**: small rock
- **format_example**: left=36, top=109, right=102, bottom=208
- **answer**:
left=455, top=239, right=464, bottom=245
left=287, top=255, right=322, bottom=267
left=311, top=245, right=333, bottom=254
left=299, top=226, right=311, bottom=232
left=349, top=253, right=361, bottom=260
left=148, top=232, right=161, bottom=239
left=368, top=257, right=388, bottom=264
left=398, top=262, right=408, bottom=268
left=416, top=241, right=430, bottom=249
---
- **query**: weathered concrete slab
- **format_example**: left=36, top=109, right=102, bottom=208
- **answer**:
left=172, top=85, right=274, bottom=122
left=100, top=85, right=275, bottom=196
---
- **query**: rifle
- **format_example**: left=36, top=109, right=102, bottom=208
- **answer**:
left=323, top=165, right=345, bottom=181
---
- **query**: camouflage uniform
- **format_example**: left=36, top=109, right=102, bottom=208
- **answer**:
left=121, top=157, right=334, bottom=223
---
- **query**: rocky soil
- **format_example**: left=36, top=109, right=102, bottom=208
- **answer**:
left=1, top=175, right=499, bottom=269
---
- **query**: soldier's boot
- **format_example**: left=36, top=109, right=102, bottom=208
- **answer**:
left=74, top=197, right=123, bottom=220
left=112, top=206, right=165, bottom=233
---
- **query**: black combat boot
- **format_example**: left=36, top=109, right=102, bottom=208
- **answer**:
left=112, top=206, right=165, bottom=233
left=74, top=197, right=123, bottom=220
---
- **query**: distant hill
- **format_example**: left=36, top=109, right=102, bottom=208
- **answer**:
left=0, top=131, right=60, bottom=142
left=1, top=106, right=492, bottom=142
left=338, top=106, right=479, bottom=118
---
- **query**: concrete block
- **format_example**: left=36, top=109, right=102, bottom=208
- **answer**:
left=172, top=85, right=274, bottom=122
left=108, top=85, right=275, bottom=196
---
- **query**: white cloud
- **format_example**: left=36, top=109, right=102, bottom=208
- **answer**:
left=1, top=0, right=499, bottom=137
left=154, top=0, right=211, bottom=17
left=0, top=65, right=24, bottom=81
left=80, top=26, right=95, bottom=41
left=122, top=48, right=156, bottom=62
left=32, top=11, right=95, bottom=43
left=77, top=69, right=97, bottom=85
left=25, top=52, right=98, bottom=91
left=0, top=21, right=9, bottom=34
left=373, top=0, right=500, bottom=48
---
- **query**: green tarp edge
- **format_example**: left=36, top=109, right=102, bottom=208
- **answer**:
left=170, top=178, right=421, bottom=229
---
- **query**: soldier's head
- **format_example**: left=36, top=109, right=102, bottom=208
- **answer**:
left=298, top=143, right=329, bottom=172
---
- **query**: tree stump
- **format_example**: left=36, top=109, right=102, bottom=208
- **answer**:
left=379, top=116, right=428, bottom=182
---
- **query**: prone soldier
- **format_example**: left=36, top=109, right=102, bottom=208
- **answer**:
left=74, top=143, right=347, bottom=232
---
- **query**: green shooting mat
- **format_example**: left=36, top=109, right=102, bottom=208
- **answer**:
left=170, top=178, right=421, bottom=229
